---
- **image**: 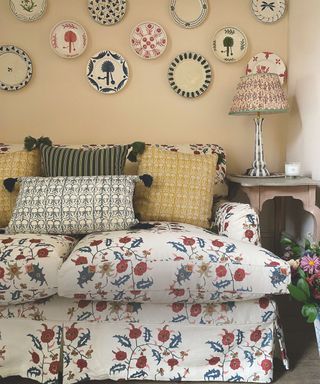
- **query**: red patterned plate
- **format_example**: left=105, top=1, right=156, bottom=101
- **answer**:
left=50, top=20, right=88, bottom=59
left=130, top=21, right=167, bottom=60
left=246, top=51, right=287, bottom=85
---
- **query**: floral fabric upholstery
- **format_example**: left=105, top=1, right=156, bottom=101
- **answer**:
left=214, top=201, right=261, bottom=246
left=0, top=234, right=76, bottom=304
left=58, top=222, right=290, bottom=303
left=0, top=295, right=289, bottom=383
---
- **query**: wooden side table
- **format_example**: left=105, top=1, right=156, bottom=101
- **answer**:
left=227, top=176, right=320, bottom=250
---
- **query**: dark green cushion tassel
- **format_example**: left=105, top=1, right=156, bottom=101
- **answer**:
left=24, top=136, right=52, bottom=151
left=24, top=136, right=38, bottom=151
left=128, top=141, right=145, bottom=162
left=3, top=178, right=18, bottom=192
left=139, top=174, right=153, bottom=187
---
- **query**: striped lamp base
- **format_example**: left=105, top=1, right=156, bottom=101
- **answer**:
left=246, top=116, right=270, bottom=177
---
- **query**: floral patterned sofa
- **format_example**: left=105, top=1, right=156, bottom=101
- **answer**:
left=0, top=143, right=290, bottom=383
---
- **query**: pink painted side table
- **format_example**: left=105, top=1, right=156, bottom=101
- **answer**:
left=227, top=176, right=320, bottom=248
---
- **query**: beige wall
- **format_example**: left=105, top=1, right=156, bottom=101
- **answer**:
left=0, top=0, right=288, bottom=174
left=285, top=0, right=320, bottom=241
left=287, top=0, right=320, bottom=180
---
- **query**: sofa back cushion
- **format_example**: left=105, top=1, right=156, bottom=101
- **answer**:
left=0, top=150, right=41, bottom=227
left=7, top=175, right=140, bottom=235
left=40, top=144, right=130, bottom=176
left=134, top=146, right=218, bottom=228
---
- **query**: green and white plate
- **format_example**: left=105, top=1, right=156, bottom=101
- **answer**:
left=168, top=52, right=212, bottom=98
left=9, top=0, right=47, bottom=22
left=212, top=26, right=248, bottom=63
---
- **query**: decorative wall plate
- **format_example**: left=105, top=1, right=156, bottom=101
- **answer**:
left=9, top=0, right=47, bottom=22
left=252, top=0, right=286, bottom=23
left=87, top=0, right=127, bottom=26
left=87, top=50, right=129, bottom=94
left=246, top=51, right=287, bottom=85
left=212, top=27, right=248, bottom=63
left=50, top=21, right=88, bottom=59
left=168, top=52, right=212, bottom=98
left=0, top=45, right=32, bottom=91
left=130, top=22, right=167, bottom=60
left=169, top=0, right=208, bottom=29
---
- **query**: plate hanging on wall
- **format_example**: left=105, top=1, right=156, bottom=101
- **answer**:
left=212, top=26, right=248, bottom=63
left=169, top=0, right=208, bottom=29
left=9, top=0, right=47, bottom=22
left=168, top=52, right=212, bottom=98
left=130, top=21, right=167, bottom=60
left=0, top=45, right=32, bottom=91
left=87, top=50, right=129, bottom=94
left=251, top=0, right=286, bottom=23
left=49, top=20, right=88, bottom=59
left=87, top=0, right=127, bottom=26
left=246, top=51, right=287, bottom=85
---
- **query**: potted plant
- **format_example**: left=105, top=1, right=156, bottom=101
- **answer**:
left=281, top=236, right=320, bottom=354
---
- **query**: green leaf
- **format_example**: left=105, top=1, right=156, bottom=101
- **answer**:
left=288, top=283, right=308, bottom=303
left=281, top=237, right=294, bottom=246
left=297, top=278, right=310, bottom=298
left=305, top=239, right=311, bottom=250
left=301, top=303, right=318, bottom=323
left=292, top=244, right=302, bottom=257
left=297, top=268, right=306, bottom=279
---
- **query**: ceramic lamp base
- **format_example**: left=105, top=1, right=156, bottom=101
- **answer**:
left=246, top=116, right=270, bottom=177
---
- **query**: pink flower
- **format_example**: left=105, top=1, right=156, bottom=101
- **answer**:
left=300, top=255, right=320, bottom=274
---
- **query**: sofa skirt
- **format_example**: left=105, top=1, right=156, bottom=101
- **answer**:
left=0, top=296, right=289, bottom=383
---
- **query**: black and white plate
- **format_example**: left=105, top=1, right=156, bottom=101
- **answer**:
left=169, top=0, right=208, bottom=29
left=9, top=0, right=47, bottom=22
left=0, top=45, right=32, bottom=91
left=87, top=50, right=129, bottom=94
left=168, top=52, right=212, bottom=98
left=87, top=0, right=127, bottom=26
left=252, top=0, right=286, bottom=23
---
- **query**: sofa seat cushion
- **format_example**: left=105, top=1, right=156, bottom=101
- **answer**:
left=0, top=234, right=77, bottom=304
left=58, top=222, right=290, bottom=303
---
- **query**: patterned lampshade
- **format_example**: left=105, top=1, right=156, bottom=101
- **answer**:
left=229, top=73, right=289, bottom=115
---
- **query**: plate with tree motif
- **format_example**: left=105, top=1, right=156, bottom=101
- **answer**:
left=212, top=26, right=248, bottom=63
left=9, top=0, right=47, bottom=22
left=0, top=45, right=32, bottom=91
left=252, top=0, right=286, bottom=23
left=87, top=50, right=129, bottom=94
left=246, top=51, right=287, bottom=85
left=130, top=21, right=167, bottom=60
left=168, top=52, right=212, bottom=98
left=87, top=0, right=127, bottom=25
left=50, top=20, right=88, bottom=59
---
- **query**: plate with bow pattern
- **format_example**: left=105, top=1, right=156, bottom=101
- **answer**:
left=252, top=0, right=286, bottom=23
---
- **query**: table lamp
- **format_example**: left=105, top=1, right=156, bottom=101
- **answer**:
left=229, top=73, right=289, bottom=177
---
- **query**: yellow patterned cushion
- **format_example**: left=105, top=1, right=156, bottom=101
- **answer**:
left=134, top=146, right=218, bottom=228
left=0, top=150, right=41, bottom=227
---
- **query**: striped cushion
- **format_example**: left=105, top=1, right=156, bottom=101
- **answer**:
left=40, top=144, right=129, bottom=176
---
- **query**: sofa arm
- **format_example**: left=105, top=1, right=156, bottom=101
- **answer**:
left=213, top=201, right=261, bottom=246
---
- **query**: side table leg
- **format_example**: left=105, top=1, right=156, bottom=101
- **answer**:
left=301, top=186, right=320, bottom=242
left=274, top=197, right=286, bottom=255
left=303, top=205, right=320, bottom=242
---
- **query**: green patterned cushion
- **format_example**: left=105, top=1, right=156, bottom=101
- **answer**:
left=7, top=176, right=139, bottom=235
left=40, top=144, right=129, bottom=176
